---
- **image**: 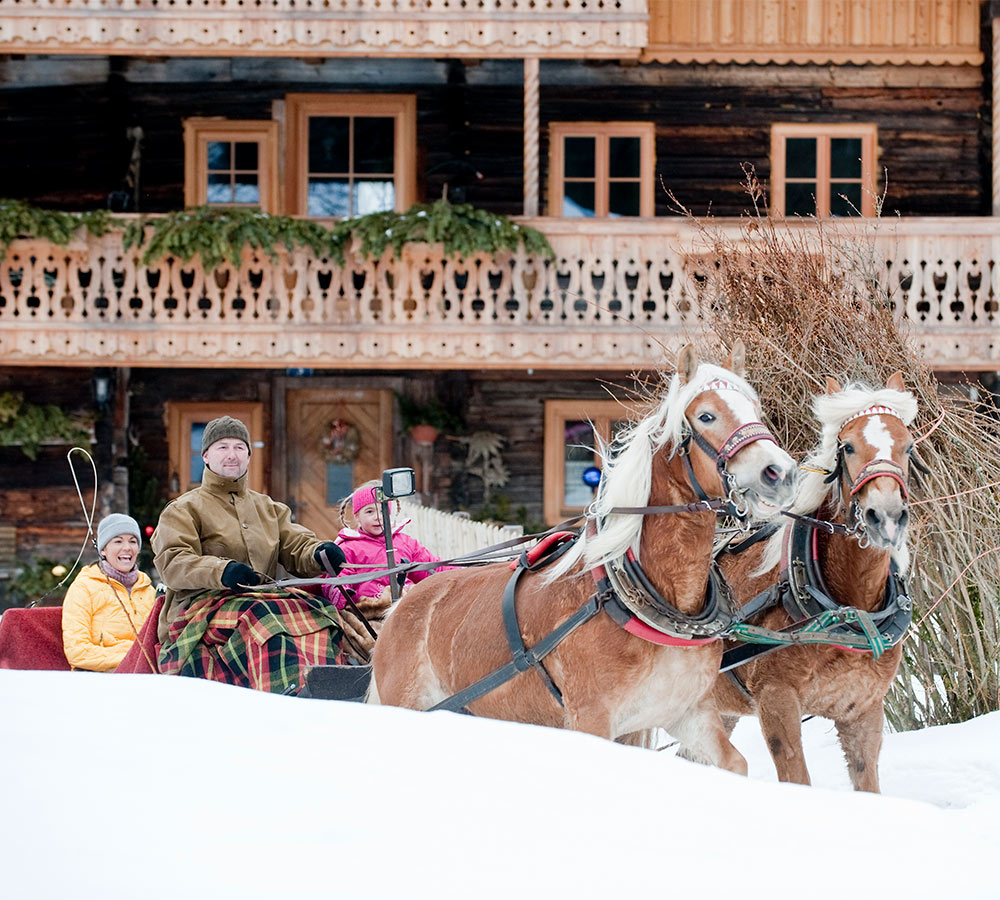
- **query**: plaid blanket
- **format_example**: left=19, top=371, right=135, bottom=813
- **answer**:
left=158, top=588, right=346, bottom=694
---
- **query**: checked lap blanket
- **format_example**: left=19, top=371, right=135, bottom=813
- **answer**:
left=158, top=588, right=347, bottom=694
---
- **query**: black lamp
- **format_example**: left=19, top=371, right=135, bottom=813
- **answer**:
left=377, top=467, right=417, bottom=601
left=92, top=369, right=113, bottom=413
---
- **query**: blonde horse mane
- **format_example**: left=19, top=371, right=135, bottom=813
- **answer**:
left=757, top=383, right=918, bottom=575
left=546, top=362, right=760, bottom=582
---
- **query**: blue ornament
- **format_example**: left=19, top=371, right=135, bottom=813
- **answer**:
left=582, top=466, right=602, bottom=487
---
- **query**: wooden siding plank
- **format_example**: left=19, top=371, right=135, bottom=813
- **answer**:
left=642, top=0, right=984, bottom=65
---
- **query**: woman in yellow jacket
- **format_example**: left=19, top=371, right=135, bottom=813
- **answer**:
left=62, top=514, right=156, bottom=672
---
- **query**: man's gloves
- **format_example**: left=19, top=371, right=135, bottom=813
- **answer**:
left=221, top=561, right=261, bottom=590
left=315, top=542, right=346, bottom=575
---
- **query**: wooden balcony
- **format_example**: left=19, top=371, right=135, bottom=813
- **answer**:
left=1, top=216, right=998, bottom=372
left=0, top=0, right=648, bottom=58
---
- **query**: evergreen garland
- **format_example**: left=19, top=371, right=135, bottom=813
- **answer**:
left=329, top=197, right=554, bottom=265
left=0, top=199, right=114, bottom=253
left=0, top=391, right=92, bottom=460
left=0, top=198, right=554, bottom=269
left=122, top=207, right=334, bottom=270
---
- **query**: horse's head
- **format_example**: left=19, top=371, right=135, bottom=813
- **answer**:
left=816, top=372, right=919, bottom=554
left=675, top=340, right=797, bottom=520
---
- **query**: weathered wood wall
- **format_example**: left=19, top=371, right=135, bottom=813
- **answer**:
left=0, top=58, right=987, bottom=216
left=420, top=370, right=637, bottom=522
left=0, top=367, right=104, bottom=563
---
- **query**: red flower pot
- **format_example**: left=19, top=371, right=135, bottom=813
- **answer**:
left=409, top=424, right=440, bottom=446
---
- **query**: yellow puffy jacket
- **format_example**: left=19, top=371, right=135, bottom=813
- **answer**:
left=61, top=564, right=156, bottom=672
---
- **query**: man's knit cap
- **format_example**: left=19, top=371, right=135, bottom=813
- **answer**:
left=201, top=416, right=252, bottom=454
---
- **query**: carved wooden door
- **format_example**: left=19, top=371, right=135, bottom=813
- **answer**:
left=285, top=388, right=394, bottom=539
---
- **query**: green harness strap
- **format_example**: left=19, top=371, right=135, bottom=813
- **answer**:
left=727, top=606, right=887, bottom=660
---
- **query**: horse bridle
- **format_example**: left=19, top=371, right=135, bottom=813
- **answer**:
left=678, top=380, right=780, bottom=523
left=591, top=383, right=781, bottom=641
left=822, top=404, right=924, bottom=546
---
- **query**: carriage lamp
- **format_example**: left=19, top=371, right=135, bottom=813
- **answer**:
left=377, top=467, right=416, bottom=601
left=380, top=467, right=417, bottom=500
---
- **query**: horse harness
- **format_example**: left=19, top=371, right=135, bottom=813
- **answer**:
left=718, top=452, right=915, bottom=698
left=429, top=414, right=780, bottom=714
left=718, top=515, right=912, bottom=687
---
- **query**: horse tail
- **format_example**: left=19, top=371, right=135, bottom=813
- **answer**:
left=364, top=672, right=382, bottom=706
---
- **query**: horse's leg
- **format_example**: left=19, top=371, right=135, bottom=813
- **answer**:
left=668, top=702, right=748, bottom=776
left=834, top=702, right=885, bottom=793
left=756, top=684, right=810, bottom=784
left=615, top=730, right=658, bottom=749
left=370, top=612, right=448, bottom=711
left=565, top=705, right=614, bottom=740
left=675, top=709, right=740, bottom=762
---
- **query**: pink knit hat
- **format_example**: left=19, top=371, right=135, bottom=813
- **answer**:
left=352, top=485, right=379, bottom=515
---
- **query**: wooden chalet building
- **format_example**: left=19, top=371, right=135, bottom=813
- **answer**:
left=0, top=0, right=998, bottom=580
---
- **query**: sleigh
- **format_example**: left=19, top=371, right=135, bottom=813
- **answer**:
left=0, top=595, right=374, bottom=700
left=0, top=599, right=162, bottom=674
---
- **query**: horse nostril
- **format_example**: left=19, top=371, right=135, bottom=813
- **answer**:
left=865, top=509, right=882, bottom=531
left=762, top=464, right=782, bottom=485
left=898, top=509, right=909, bottom=530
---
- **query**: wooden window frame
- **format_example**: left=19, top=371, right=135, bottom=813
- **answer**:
left=770, top=123, right=878, bottom=217
left=166, top=402, right=266, bottom=498
left=183, top=118, right=280, bottom=212
left=547, top=122, right=656, bottom=218
left=284, top=93, right=417, bottom=217
left=543, top=399, right=634, bottom=524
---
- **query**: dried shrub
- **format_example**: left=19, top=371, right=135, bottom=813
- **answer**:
left=685, top=171, right=1000, bottom=729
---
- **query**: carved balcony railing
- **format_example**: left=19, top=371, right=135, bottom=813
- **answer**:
left=1, top=216, right=998, bottom=371
left=0, top=0, right=648, bottom=58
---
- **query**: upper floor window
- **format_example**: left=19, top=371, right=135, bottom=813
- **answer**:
left=771, top=123, right=878, bottom=217
left=285, top=94, right=417, bottom=217
left=548, top=122, right=655, bottom=217
left=183, top=119, right=279, bottom=212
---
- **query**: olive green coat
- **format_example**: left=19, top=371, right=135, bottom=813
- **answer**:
left=151, top=467, right=326, bottom=643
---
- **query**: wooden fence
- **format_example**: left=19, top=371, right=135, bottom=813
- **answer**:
left=399, top=500, right=523, bottom=560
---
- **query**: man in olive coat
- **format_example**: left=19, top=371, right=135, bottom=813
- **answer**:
left=152, top=415, right=345, bottom=662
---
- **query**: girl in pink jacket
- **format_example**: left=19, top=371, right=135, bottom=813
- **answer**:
left=321, top=482, right=450, bottom=609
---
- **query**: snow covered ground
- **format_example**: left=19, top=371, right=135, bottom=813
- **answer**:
left=2, top=669, right=998, bottom=899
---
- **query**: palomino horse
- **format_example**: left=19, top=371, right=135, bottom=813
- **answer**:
left=369, top=342, right=797, bottom=773
left=705, top=373, right=918, bottom=791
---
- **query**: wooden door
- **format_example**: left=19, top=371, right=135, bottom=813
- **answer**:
left=285, top=388, right=394, bottom=539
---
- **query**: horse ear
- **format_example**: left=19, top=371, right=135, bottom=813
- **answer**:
left=726, top=339, right=746, bottom=377
left=886, top=371, right=905, bottom=392
left=825, top=376, right=842, bottom=395
left=677, top=344, right=698, bottom=385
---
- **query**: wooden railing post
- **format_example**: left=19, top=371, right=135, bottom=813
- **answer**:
left=523, top=57, right=540, bottom=218
left=993, top=9, right=1000, bottom=215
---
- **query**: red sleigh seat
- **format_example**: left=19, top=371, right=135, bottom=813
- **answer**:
left=0, top=597, right=163, bottom=673
left=113, top=596, right=163, bottom=674
left=0, top=606, right=71, bottom=671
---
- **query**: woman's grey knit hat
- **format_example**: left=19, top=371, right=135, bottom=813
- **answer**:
left=97, top=513, right=141, bottom=552
left=201, top=416, right=252, bottom=454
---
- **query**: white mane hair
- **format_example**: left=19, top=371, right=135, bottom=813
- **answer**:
left=546, top=362, right=759, bottom=582
left=757, top=382, right=919, bottom=575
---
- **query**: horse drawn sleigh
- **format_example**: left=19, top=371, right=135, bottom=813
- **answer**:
left=0, top=340, right=922, bottom=792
